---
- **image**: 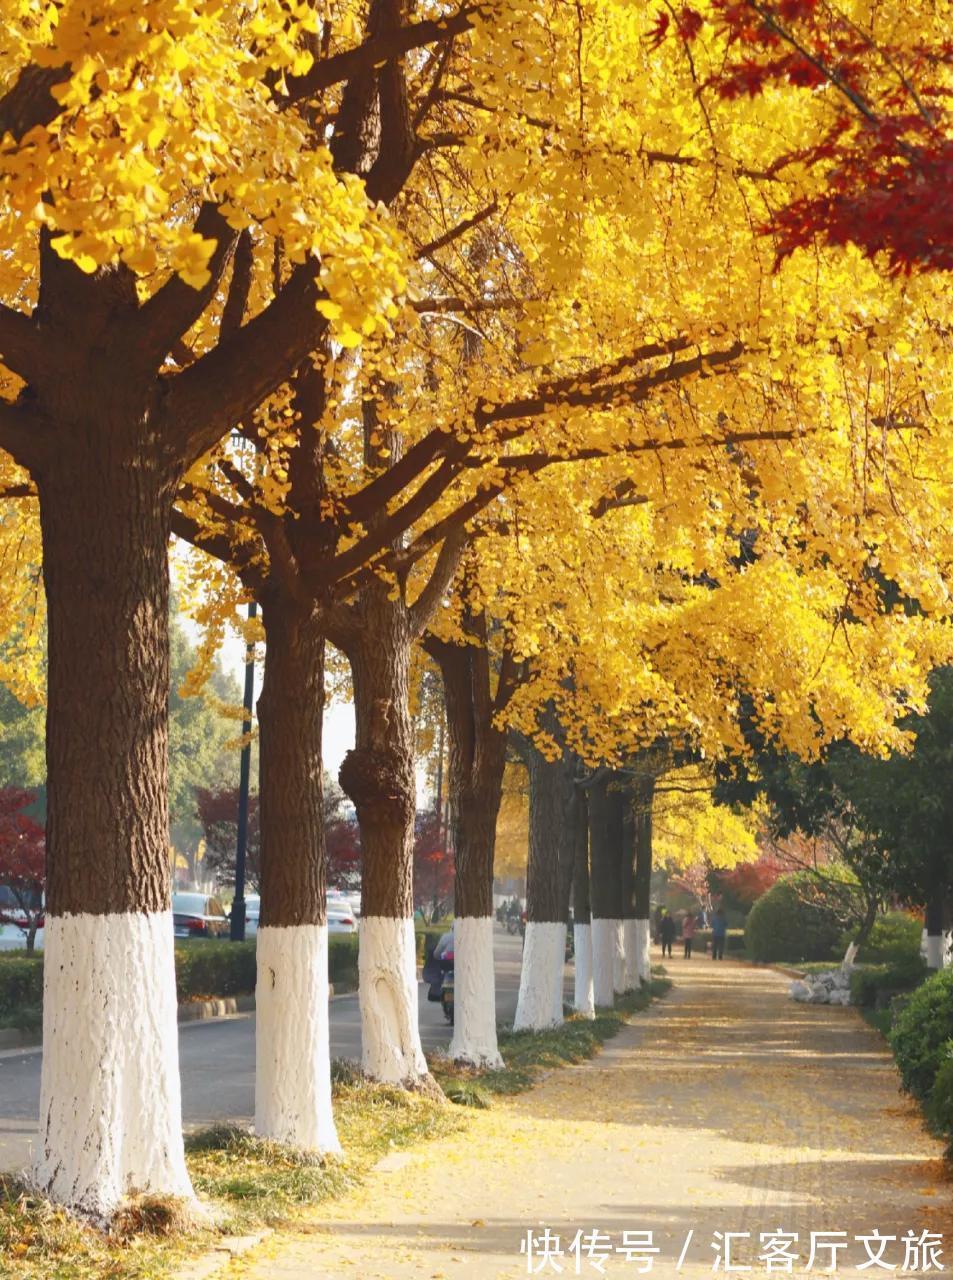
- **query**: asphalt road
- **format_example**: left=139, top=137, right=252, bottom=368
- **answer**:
left=0, top=926, right=556, bottom=1174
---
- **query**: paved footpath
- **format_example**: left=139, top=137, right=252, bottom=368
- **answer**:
left=230, top=956, right=951, bottom=1280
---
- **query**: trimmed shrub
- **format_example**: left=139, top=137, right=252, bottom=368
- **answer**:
left=850, top=954, right=927, bottom=1008
left=744, top=870, right=860, bottom=964
left=329, top=934, right=359, bottom=989
left=890, top=967, right=953, bottom=1100
left=174, top=941, right=257, bottom=1001
left=852, top=911, right=923, bottom=964
left=0, top=932, right=362, bottom=1016
left=0, top=955, right=43, bottom=1018
left=926, top=1047, right=953, bottom=1137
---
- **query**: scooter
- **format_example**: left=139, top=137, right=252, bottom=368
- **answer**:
left=440, top=953, right=454, bottom=1025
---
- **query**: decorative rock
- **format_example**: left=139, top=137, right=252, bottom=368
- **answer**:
left=789, top=967, right=855, bottom=1005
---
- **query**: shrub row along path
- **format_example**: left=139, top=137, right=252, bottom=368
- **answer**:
left=233, top=956, right=948, bottom=1280
left=0, top=933, right=534, bottom=1175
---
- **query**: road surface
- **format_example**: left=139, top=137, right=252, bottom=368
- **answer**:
left=0, top=926, right=559, bottom=1173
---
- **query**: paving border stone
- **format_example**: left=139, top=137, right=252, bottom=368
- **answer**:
left=174, top=1230, right=272, bottom=1280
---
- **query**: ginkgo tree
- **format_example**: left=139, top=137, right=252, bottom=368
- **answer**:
left=1, top=0, right=952, bottom=1221
left=0, top=0, right=491, bottom=1217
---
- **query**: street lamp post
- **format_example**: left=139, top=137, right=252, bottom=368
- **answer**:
left=231, top=599, right=258, bottom=942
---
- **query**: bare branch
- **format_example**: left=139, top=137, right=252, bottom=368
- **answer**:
left=476, top=341, right=746, bottom=428
left=415, top=200, right=499, bottom=259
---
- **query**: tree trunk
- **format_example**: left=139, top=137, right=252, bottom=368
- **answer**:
left=621, top=797, right=638, bottom=991
left=926, top=893, right=946, bottom=970
left=254, top=592, right=339, bottom=1152
left=339, top=588, right=429, bottom=1086
left=513, top=741, right=571, bottom=1030
left=32, top=446, right=193, bottom=1219
left=632, top=777, right=655, bottom=984
left=571, top=783, right=594, bottom=1019
left=589, top=775, right=624, bottom=1006
left=435, top=638, right=508, bottom=1068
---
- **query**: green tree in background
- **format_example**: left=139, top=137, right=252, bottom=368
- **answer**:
left=0, top=611, right=243, bottom=863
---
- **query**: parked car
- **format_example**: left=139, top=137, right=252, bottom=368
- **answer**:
left=172, top=892, right=230, bottom=939
left=238, top=894, right=260, bottom=938
left=327, top=894, right=357, bottom=934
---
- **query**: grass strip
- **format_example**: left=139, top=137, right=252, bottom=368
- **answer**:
left=432, top=972, right=672, bottom=1106
left=1, top=1078, right=464, bottom=1280
left=1, top=970, right=671, bottom=1277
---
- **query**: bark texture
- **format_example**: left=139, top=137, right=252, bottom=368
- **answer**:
left=589, top=775, right=623, bottom=921
left=39, top=441, right=179, bottom=916
left=428, top=629, right=513, bottom=1067
left=338, top=583, right=429, bottom=1084
left=257, top=593, right=327, bottom=929
left=514, top=739, right=575, bottom=1029
left=339, top=587, right=416, bottom=922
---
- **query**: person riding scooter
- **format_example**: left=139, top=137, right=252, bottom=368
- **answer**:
left=422, top=924, right=455, bottom=1023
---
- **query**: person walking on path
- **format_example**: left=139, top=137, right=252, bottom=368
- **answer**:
left=660, top=909, right=676, bottom=958
left=711, top=907, right=728, bottom=960
left=682, top=911, right=698, bottom=959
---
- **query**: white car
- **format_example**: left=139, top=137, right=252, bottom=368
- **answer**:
left=243, top=894, right=261, bottom=938
left=327, top=894, right=358, bottom=934
left=232, top=893, right=356, bottom=936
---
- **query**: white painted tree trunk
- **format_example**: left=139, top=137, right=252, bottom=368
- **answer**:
left=359, top=916, right=429, bottom=1084
left=31, top=913, right=194, bottom=1220
left=450, top=916, right=503, bottom=1068
left=255, top=925, right=340, bottom=1153
left=841, top=940, right=859, bottom=971
left=612, top=919, right=626, bottom=993
left=573, top=922, right=595, bottom=1019
left=623, top=919, right=639, bottom=990
left=926, top=933, right=944, bottom=970
left=591, top=917, right=619, bottom=1007
left=635, top=918, right=652, bottom=983
left=514, top=922, right=566, bottom=1030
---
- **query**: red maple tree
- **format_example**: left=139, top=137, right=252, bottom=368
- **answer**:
left=0, top=787, right=45, bottom=952
left=413, top=811, right=454, bottom=921
left=655, top=0, right=953, bottom=272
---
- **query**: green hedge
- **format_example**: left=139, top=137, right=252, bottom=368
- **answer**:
left=744, top=871, right=860, bottom=964
left=849, top=954, right=927, bottom=1008
left=175, top=941, right=257, bottom=1001
left=850, top=911, right=923, bottom=964
left=0, top=934, right=362, bottom=1015
left=890, top=967, right=953, bottom=1101
left=0, top=955, right=43, bottom=1018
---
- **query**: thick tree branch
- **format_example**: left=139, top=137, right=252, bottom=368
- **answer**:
left=0, top=305, right=46, bottom=386
left=0, top=64, right=71, bottom=143
left=162, top=260, right=328, bottom=469
left=219, top=229, right=255, bottom=342
left=285, top=7, right=483, bottom=103
left=409, top=526, right=468, bottom=636
left=0, top=400, right=48, bottom=472
left=138, top=204, right=240, bottom=363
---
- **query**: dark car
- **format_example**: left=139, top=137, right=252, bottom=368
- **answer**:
left=172, top=892, right=230, bottom=940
